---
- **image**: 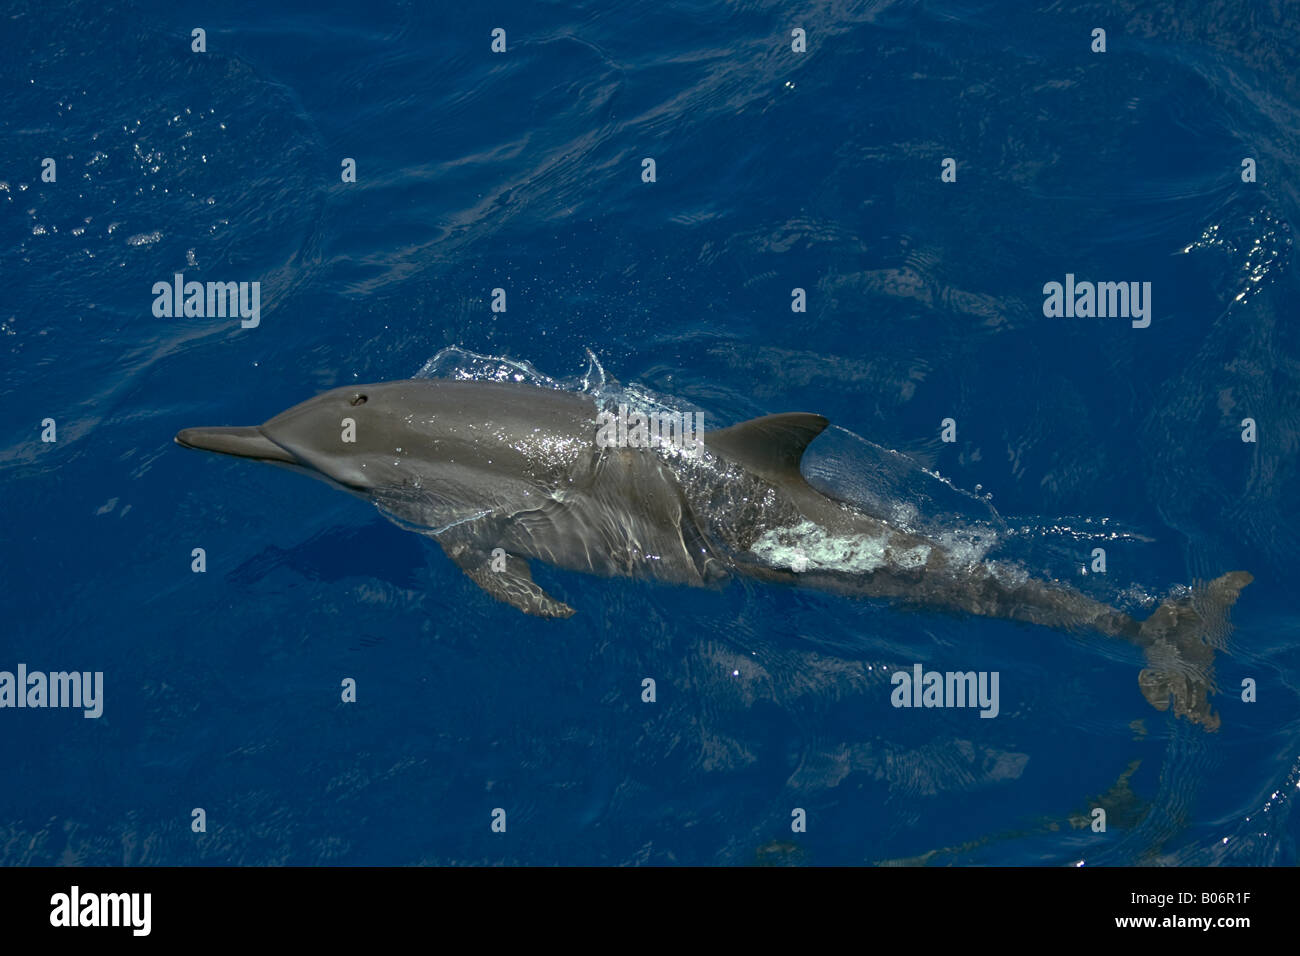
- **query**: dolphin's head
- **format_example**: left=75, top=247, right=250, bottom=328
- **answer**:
left=175, top=378, right=598, bottom=505
left=175, top=381, right=429, bottom=493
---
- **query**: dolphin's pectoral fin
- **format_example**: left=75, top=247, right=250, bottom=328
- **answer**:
left=438, top=540, right=575, bottom=619
left=465, top=558, right=575, bottom=619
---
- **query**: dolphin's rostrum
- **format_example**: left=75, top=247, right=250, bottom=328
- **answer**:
left=176, top=379, right=1251, bottom=729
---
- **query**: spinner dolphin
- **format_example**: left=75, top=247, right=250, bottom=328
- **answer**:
left=176, top=379, right=1251, bottom=729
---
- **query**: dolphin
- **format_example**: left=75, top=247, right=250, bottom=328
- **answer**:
left=176, top=378, right=1251, bottom=729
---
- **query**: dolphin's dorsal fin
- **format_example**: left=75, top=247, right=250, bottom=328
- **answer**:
left=704, top=413, right=829, bottom=481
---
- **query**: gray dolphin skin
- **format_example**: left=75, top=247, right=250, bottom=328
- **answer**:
left=176, top=379, right=1251, bottom=729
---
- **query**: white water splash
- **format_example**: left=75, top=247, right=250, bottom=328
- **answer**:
left=749, top=519, right=932, bottom=574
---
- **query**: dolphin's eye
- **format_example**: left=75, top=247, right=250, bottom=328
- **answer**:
left=350, top=393, right=368, bottom=406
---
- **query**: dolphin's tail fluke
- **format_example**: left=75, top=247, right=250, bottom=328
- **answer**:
left=1135, top=570, right=1253, bottom=731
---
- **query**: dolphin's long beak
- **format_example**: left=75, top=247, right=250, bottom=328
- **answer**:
left=174, top=426, right=297, bottom=464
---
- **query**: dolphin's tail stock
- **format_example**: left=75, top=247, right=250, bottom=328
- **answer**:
left=1134, top=571, right=1253, bottom=732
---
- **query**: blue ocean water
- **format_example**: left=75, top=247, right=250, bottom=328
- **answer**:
left=2, top=0, right=1297, bottom=866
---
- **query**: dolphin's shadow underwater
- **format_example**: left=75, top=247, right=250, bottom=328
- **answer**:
left=176, top=377, right=1252, bottom=730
